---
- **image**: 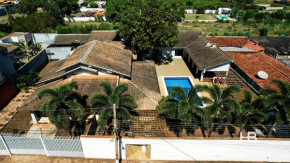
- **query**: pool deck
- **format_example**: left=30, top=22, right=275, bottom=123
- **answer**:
left=155, top=57, right=212, bottom=97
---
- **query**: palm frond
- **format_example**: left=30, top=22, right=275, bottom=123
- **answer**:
left=272, top=80, right=289, bottom=96
left=243, top=90, right=253, bottom=103
left=100, top=82, right=113, bottom=96
left=169, top=86, right=186, bottom=100
left=221, top=85, right=240, bottom=99
left=89, top=94, right=109, bottom=108
left=113, top=83, right=128, bottom=96
left=156, top=96, right=179, bottom=118
left=68, top=80, right=79, bottom=90
left=120, top=94, right=138, bottom=109
left=98, top=109, right=113, bottom=129
left=38, top=88, right=58, bottom=99
left=222, top=98, right=240, bottom=115
left=117, top=107, right=131, bottom=120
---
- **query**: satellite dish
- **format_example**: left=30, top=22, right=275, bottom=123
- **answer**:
left=257, top=71, right=268, bottom=80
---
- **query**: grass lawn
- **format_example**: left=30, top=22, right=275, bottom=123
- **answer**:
left=178, top=21, right=289, bottom=37
left=185, top=14, right=216, bottom=21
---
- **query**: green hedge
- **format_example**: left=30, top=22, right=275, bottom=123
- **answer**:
left=56, top=23, right=114, bottom=34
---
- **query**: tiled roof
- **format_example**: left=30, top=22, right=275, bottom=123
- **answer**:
left=174, top=31, right=202, bottom=48
left=89, top=31, right=118, bottom=42
left=130, top=61, right=161, bottom=103
left=243, top=41, right=264, bottom=51
left=227, top=52, right=290, bottom=91
left=52, top=34, right=90, bottom=45
left=251, top=37, right=290, bottom=55
left=58, top=41, right=132, bottom=77
left=185, top=36, right=232, bottom=70
left=37, top=60, right=67, bottom=84
left=207, top=37, right=249, bottom=47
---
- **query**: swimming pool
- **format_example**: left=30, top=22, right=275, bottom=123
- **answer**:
left=164, top=77, right=193, bottom=94
left=217, top=15, right=229, bottom=20
left=163, top=77, right=203, bottom=106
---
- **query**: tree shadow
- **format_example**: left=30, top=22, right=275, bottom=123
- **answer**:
left=165, top=118, right=181, bottom=137
left=73, top=121, right=86, bottom=136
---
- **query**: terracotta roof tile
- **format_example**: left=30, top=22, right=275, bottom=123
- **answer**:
left=227, top=52, right=290, bottom=91
left=207, top=37, right=249, bottom=47
left=243, top=41, right=264, bottom=51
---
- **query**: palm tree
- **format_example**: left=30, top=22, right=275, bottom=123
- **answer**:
left=38, top=81, right=84, bottom=131
left=235, top=90, right=268, bottom=134
left=89, top=82, right=137, bottom=129
left=157, top=86, right=210, bottom=137
left=186, top=0, right=193, bottom=9
left=15, top=40, right=42, bottom=60
left=262, top=80, right=290, bottom=137
left=197, top=85, right=240, bottom=137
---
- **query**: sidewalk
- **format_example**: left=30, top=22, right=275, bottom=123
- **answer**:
left=0, top=155, right=264, bottom=163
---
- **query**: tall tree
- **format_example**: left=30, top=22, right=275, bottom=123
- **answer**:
left=118, top=0, right=178, bottom=60
left=38, top=81, right=84, bottom=131
left=263, top=80, right=290, bottom=137
left=186, top=0, right=193, bottom=9
left=157, top=86, right=210, bottom=137
left=16, top=0, right=40, bottom=15
left=235, top=90, right=268, bottom=134
left=198, top=85, right=240, bottom=137
left=89, top=82, right=137, bottom=129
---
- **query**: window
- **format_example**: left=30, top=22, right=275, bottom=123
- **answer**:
left=126, top=144, right=151, bottom=159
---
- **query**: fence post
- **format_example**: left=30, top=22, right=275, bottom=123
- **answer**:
left=39, top=135, right=49, bottom=156
left=0, top=135, right=11, bottom=156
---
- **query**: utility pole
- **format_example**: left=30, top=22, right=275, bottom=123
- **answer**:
left=113, top=104, right=119, bottom=163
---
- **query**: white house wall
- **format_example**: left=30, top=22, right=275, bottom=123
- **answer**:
left=207, top=63, right=230, bottom=72
left=160, top=48, right=175, bottom=58
left=46, top=47, right=72, bottom=60
left=80, top=137, right=115, bottom=159
left=32, top=33, right=57, bottom=46
left=79, top=137, right=290, bottom=162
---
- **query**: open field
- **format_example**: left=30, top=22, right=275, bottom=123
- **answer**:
left=178, top=21, right=290, bottom=36
left=185, top=14, right=217, bottom=21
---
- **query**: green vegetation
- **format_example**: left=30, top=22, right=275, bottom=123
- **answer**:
left=157, top=86, right=209, bottom=137
left=89, top=82, right=137, bottom=129
left=38, top=81, right=84, bottom=131
left=185, top=14, right=216, bottom=20
left=15, top=40, right=42, bottom=59
left=157, top=80, right=290, bottom=138
left=107, top=0, right=179, bottom=60
left=56, top=23, right=114, bottom=34
left=17, top=70, right=40, bottom=91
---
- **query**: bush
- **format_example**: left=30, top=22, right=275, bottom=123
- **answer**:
left=82, top=1, right=89, bottom=7
left=56, top=23, right=113, bottom=34
left=98, top=23, right=113, bottom=30
left=17, top=70, right=40, bottom=91
left=89, top=2, right=98, bottom=8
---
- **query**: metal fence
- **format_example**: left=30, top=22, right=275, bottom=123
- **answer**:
left=0, top=134, right=84, bottom=157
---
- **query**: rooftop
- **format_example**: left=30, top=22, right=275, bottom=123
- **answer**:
left=174, top=31, right=202, bottom=48
left=0, top=32, right=28, bottom=41
left=227, top=52, right=290, bottom=91
left=52, top=34, right=90, bottom=46
left=185, top=36, right=232, bottom=70
left=251, top=37, right=290, bottom=55
left=89, top=30, right=118, bottom=42
left=0, top=43, right=19, bottom=52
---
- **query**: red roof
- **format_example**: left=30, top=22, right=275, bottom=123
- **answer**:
left=243, top=41, right=264, bottom=51
left=227, top=52, right=290, bottom=91
left=207, top=37, right=249, bottom=47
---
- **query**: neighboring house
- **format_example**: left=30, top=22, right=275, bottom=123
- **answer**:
left=0, top=32, right=31, bottom=43
left=0, top=43, right=21, bottom=64
left=227, top=52, right=290, bottom=91
left=251, top=37, right=290, bottom=67
left=0, top=44, right=17, bottom=83
left=159, top=31, right=233, bottom=82
left=254, top=4, right=285, bottom=10
left=46, top=31, right=119, bottom=60
left=218, top=8, right=231, bottom=14
left=207, top=36, right=264, bottom=52
left=18, top=39, right=161, bottom=123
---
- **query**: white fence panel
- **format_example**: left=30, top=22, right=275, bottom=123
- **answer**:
left=0, top=136, right=10, bottom=155
left=3, top=135, right=45, bottom=155
left=43, top=137, right=84, bottom=157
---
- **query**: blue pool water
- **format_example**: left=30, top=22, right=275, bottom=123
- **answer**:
left=164, top=77, right=203, bottom=106
left=165, top=77, right=193, bottom=93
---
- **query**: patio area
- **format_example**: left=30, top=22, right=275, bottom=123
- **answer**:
left=155, top=57, right=212, bottom=97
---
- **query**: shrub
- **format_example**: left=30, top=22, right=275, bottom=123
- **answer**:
left=89, top=2, right=98, bottom=8
left=17, top=70, right=40, bottom=91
